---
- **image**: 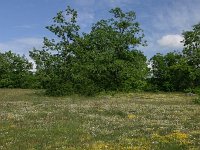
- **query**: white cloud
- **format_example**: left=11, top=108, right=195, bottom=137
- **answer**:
left=140, top=0, right=200, bottom=57
left=157, top=34, right=184, bottom=48
left=0, top=37, right=43, bottom=56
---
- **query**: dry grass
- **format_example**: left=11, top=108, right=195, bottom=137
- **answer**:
left=0, top=89, right=199, bottom=149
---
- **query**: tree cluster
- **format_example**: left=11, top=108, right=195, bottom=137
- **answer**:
left=0, top=6, right=199, bottom=96
left=149, top=23, right=200, bottom=93
left=29, top=6, right=148, bottom=96
left=0, top=51, right=33, bottom=88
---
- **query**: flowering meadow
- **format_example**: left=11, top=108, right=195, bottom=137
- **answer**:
left=0, top=89, right=199, bottom=149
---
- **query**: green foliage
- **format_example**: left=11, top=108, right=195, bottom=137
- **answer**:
left=0, top=51, right=33, bottom=88
left=150, top=23, right=200, bottom=92
left=182, top=23, right=200, bottom=66
left=184, top=87, right=200, bottom=95
left=193, top=97, right=200, bottom=104
left=182, top=23, right=200, bottom=88
left=30, top=6, right=148, bottom=96
left=150, top=52, right=192, bottom=91
left=0, top=9, right=198, bottom=95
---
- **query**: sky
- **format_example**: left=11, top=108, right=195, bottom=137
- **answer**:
left=0, top=0, right=200, bottom=59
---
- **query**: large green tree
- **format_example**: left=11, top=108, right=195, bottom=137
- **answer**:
left=30, top=6, right=148, bottom=96
left=72, top=7, right=148, bottom=94
left=182, top=23, right=200, bottom=87
left=30, top=6, right=81, bottom=95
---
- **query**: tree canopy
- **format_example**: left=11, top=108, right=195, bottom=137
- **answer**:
left=0, top=51, right=33, bottom=88
left=30, top=6, right=148, bottom=96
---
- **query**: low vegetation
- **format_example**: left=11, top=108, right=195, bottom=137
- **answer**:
left=0, top=89, right=199, bottom=149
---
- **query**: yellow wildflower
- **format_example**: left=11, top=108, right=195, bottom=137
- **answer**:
left=127, top=114, right=136, bottom=119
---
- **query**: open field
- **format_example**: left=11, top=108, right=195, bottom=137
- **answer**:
left=0, top=89, right=199, bottom=149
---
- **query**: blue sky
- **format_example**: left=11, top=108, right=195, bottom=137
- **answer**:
left=0, top=0, right=200, bottom=58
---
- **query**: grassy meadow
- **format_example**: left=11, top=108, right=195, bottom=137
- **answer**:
left=0, top=89, right=199, bottom=149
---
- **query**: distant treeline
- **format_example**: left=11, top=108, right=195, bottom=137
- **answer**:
left=0, top=6, right=200, bottom=96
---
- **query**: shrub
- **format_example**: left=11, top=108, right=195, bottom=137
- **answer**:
left=184, top=87, right=200, bottom=94
left=194, top=97, right=200, bottom=105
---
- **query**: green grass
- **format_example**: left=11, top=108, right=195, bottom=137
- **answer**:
left=0, top=89, right=199, bottom=149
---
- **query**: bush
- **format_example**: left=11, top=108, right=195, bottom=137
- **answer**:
left=45, top=79, right=74, bottom=96
left=184, top=87, right=200, bottom=94
left=0, top=51, right=33, bottom=88
left=194, top=97, right=200, bottom=105
left=193, top=87, right=200, bottom=95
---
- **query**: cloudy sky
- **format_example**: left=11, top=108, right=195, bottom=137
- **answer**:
left=0, top=0, right=200, bottom=58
